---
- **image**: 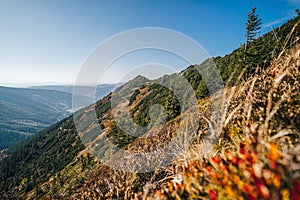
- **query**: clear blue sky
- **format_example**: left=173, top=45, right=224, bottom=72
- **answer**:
left=0, top=0, right=299, bottom=86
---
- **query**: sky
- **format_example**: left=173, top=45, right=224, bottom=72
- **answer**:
left=0, top=0, right=299, bottom=87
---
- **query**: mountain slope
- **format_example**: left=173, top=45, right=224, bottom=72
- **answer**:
left=0, top=86, right=73, bottom=149
left=0, top=15, right=299, bottom=200
left=26, top=42, right=300, bottom=199
left=0, top=79, right=143, bottom=199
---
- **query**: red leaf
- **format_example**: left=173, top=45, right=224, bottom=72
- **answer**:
left=209, top=189, right=217, bottom=200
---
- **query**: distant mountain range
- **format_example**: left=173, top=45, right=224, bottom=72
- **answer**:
left=30, top=84, right=122, bottom=101
left=0, top=84, right=120, bottom=149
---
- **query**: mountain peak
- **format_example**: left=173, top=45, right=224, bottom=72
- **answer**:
left=130, top=75, right=149, bottom=82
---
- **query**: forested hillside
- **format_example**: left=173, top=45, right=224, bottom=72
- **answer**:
left=0, top=87, right=73, bottom=149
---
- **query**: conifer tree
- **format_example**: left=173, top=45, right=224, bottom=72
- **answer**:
left=245, top=7, right=262, bottom=50
left=244, top=7, right=262, bottom=74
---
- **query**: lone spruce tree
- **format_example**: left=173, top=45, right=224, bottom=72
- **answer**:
left=244, top=7, right=262, bottom=75
left=245, top=7, right=262, bottom=49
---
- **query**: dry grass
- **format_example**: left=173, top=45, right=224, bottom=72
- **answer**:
left=153, top=40, right=300, bottom=199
